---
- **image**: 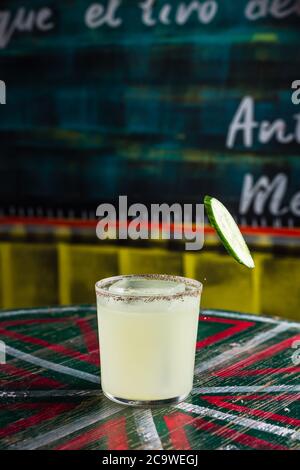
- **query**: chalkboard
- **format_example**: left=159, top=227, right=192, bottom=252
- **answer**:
left=0, top=0, right=299, bottom=228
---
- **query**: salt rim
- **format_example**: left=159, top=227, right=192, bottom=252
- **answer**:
left=95, top=274, right=202, bottom=302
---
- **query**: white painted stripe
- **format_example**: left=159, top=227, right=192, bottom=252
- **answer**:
left=177, top=402, right=300, bottom=441
left=10, top=405, right=122, bottom=450
left=6, top=345, right=100, bottom=384
left=133, top=409, right=163, bottom=450
left=195, top=323, right=290, bottom=374
left=193, top=385, right=300, bottom=394
left=203, top=310, right=300, bottom=329
left=0, top=306, right=96, bottom=318
left=0, top=390, right=101, bottom=398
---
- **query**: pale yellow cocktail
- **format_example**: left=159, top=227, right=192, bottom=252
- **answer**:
left=95, top=275, right=202, bottom=406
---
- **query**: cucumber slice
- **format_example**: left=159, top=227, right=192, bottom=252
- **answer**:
left=204, top=196, right=255, bottom=269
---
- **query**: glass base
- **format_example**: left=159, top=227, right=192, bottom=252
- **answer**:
left=103, top=391, right=190, bottom=407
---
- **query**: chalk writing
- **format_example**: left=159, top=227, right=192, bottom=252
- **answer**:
left=292, top=80, right=300, bottom=105
left=139, top=0, right=218, bottom=26
left=226, top=96, right=300, bottom=148
left=239, top=173, right=300, bottom=217
left=0, top=7, right=54, bottom=48
left=245, top=0, right=300, bottom=21
left=0, top=80, right=5, bottom=104
left=85, top=1, right=122, bottom=28
left=0, top=1, right=299, bottom=47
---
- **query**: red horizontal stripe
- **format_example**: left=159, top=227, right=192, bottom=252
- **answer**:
left=0, top=216, right=300, bottom=238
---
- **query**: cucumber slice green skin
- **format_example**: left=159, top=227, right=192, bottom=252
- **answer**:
left=204, top=195, right=255, bottom=269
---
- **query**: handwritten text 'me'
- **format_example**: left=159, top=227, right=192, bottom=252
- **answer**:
left=240, top=173, right=300, bottom=221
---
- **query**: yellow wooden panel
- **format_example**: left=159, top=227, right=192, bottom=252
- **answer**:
left=259, top=254, right=300, bottom=321
left=184, top=251, right=257, bottom=314
left=58, top=244, right=119, bottom=304
left=1, top=242, right=58, bottom=309
left=119, top=248, right=183, bottom=276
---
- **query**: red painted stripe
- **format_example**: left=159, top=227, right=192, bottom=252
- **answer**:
left=200, top=316, right=254, bottom=326
left=0, top=403, right=73, bottom=439
left=0, top=318, right=98, bottom=364
left=203, top=396, right=300, bottom=427
left=195, top=417, right=287, bottom=450
left=0, top=403, right=38, bottom=410
left=164, top=412, right=287, bottom=450
left=75, top=318, right=99, bottom=365
left=0, top=326, right=96, bottom=366
left=1, top=216, right=300, bottom=238
left=0, top=363, right=61, bottom=388
left=197, top=316, right=253, bottom=349
left=216, top=333, right=300, bottom=377
left=236, top=226, right=300, bottom=238
left=55, top=417, right=128, bottom=450
left=197, top=323, right=253, bottom=349
left=0, top=319, right=67, bottom=327
left=164, top=413, right=193, bottom=449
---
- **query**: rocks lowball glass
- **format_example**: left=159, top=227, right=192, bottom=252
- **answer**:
left=95, top=274, right=202, bottom=406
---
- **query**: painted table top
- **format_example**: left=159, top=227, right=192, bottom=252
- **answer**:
left=0, top=306, right=299, bottom=450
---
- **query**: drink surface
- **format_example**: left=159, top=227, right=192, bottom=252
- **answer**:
left=108, top=278, right=186, bottom=296
left=96, top=276, right=201, bottom=402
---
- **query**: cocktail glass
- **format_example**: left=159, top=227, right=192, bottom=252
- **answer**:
left=95, top=274, right=202, bottom=406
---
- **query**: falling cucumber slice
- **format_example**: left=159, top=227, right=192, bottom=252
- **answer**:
left=204, top=196, right=255, bottom=269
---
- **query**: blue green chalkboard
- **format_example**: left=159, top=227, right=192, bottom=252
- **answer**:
left=0, top=0, right=299, bottom=227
